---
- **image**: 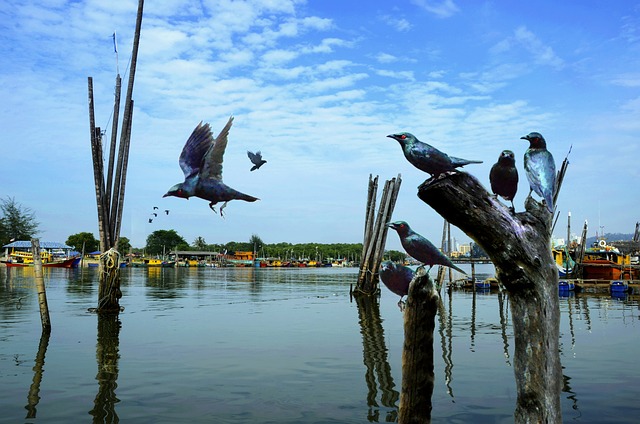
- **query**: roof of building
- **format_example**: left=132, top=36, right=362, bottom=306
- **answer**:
left=3, top=240, right=72, bottom=249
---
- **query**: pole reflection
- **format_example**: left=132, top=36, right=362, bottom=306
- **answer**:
left=355, top=295, right=399, bottom=422
left=89, top=314, right=121, bottom=423
left=24, top=330, right=50, bottom=419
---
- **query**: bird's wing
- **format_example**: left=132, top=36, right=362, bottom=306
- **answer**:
left=247, top=150, right=259, bottom=164
left=200, top=116, right=234, bottom=181
left=179, top=122, right=214, bottom=178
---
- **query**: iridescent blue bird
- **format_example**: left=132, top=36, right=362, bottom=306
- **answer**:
left=163, top=117, right=259, bottom=217
left=386, top=221, right=466, bottom=274
left=387, top=132, right=482, bottom=177
left=521, top=132, right=556, bottom=213
left=489, top=150, right=518, bottom=211
left=379, top=260, right=414, bottom=303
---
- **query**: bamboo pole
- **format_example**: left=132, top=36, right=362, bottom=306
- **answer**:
left=105, top=73, right=122, bottom=237
left=31, top=239, right=51, bottom=332
left=88, top=78, right=108, bottom=253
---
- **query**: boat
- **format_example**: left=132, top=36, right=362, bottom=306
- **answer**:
left=3, top=256, right=81, bottom=268
left=553, top=247, right=575, bottom=277
left=579, top=239, right=636, bottom=281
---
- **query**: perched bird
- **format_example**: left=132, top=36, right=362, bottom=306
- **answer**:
left=489, top=150, right=519, bottom=210
left=379, top=260, right=414, bottom=304
left=521, top=132, right=556, bottom=213
left=163, top=117, right=259, bottom=216
left=387, top=221, right=466, bottom=274
left=164, top=209, right=170, bottom=215
left=387, top=132, right=482, bottom=177
left=247, top=151, right=267, bottom=171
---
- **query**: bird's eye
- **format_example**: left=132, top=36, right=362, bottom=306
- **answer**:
left=400, top=134, right=407, bottom=140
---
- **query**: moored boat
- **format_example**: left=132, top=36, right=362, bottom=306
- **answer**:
left=3, top=256, right=81, bottom=268
left=579, top=239, right=636, bottom=281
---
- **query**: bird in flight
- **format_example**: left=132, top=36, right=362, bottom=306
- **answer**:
left=247, top=150, right=267, bottom=171
left=163, top=116, right=259, bottom=217
left=387, top=132, right=482, bottom=177
left=490, top=150, right=518, bottom=211
left=521, top=132, right=556, bottom=213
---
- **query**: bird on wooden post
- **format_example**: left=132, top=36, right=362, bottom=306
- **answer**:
left=163, top=117, right=259, bottom=217
left=490, top=149, right=519, bottom=212
left=387, top=221, right=466, bottom=274
left=521, top=132, right=556, bottom=213
left=387, top=132, right=482, bottom=177
left=380, top=260, right=414, bottom=308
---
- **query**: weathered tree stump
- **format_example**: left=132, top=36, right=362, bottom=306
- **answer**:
left=399, top=267, right=438, bottom=423
left=417, top=172, right=562, bottom=423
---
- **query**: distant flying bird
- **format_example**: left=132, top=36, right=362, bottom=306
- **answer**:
left=490, top=150, right=519, bottom=210
left=247, top=151, right=267, bottom=171
left=379, top=260, right=414, bottom=304
left=387, top=221, right=466, bottom=274
left=387, top=132, right=482, bottom=177
left=163, top=117, right=259, bottom=217
left=153, top=206, right=158, bottom=210
left=148, top=218, right=153, bottom=223
left=521, top=132, right=556, bottom=213
left=165, top=209, right=170, bottom=215
left=152, top=212, right=157, bottom=217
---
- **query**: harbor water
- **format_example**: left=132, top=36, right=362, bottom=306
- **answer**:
left=1, top=265, right=638, bottom=423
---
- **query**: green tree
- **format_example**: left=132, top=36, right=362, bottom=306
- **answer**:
left=249, top=234, right=263, bottom=253
left=66, top=232, right=99, bottom=253
left=118, top=236, right=132, bottom=253
left=146, top=230, right=188, bottom=255
left=0, top=196, right=39, bottom=245
left=193, top=236, right=208, bottom=250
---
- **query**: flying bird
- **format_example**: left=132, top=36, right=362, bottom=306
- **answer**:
left=247, top=150, right=267, bottom=171
left=387, top=221, right=466, bottom=274
left=489, top=150, right=518, bottom=211
left=152, top=213, right=157, bottom=217
left=148, top=218, right=153, bottom=223
left=387, top=132, right=482, bottom=177
left=165, top=210, right=170, bottom=215
left=379, top=260, right=414, bottom=305
left=163, top=117, right=259, bottom=217
left=153, top=206, right=158, bottom=210
left=521, top=132, right=556, bottom=213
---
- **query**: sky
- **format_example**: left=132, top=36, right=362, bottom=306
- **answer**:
left=1, top=0, right=639, bottom=252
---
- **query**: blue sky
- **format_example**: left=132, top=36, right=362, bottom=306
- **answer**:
left=1, top=0, right=639, bottom=251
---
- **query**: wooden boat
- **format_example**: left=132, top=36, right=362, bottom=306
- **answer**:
left=3, top=256, right=81, bottom=268
left=580, top=239, right=636, bottom=281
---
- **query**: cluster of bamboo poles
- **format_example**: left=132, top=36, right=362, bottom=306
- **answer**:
left=355, top=174, right=402, bottom=295
left=87, top=0, right=144, bottom=313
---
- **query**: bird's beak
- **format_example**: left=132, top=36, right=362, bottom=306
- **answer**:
left=520, top=136, right=528, bottom=140
left=385, top=222, right=394, bottom=228
left=386, top=134, right=396, bottom=140
left=162, top=193, right=170, bottom=198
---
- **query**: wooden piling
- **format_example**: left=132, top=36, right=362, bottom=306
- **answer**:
left=399, top=266, right=438, bottom=423
left=31, top=239, right=51, bottom=332
left=356, top=174, right=402, bottom=294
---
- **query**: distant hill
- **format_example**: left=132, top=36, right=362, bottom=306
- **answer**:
left=586, top=233, right=634, bottom=245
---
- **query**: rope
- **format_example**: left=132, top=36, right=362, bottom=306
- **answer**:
left=97, top=248, right=123, bottom=311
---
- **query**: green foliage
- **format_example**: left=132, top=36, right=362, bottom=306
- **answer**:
left=118, top=237, right=131, bottom=253
left=249, top=234, right=263, bottom=250
left=0, top=196, right=39, bottom=245
left=193, top=236, right=208, bottom=250
left=385, top=250, right=406, bottom=262
left=66, top=232, right=99, bottom=253
left=146, top=230, right=188, bottom=255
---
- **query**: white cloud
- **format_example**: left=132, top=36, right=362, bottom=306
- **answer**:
left=410, top=0, right=459, bottom=18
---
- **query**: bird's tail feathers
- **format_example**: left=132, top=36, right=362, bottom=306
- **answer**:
left=450, top=156, right=483, bottom=167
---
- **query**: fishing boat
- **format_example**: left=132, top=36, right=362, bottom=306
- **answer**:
left=3, top=256, right=81, bottom=268
left=580, top=239, right=636, bottom=281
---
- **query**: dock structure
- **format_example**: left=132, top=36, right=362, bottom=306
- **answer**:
left=354, top=174, right=402, bottom=296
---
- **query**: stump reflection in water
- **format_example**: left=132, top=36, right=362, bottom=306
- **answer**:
left=89, top=314, right=121, bottom=423
left=355, top=295, right=400, bottom=422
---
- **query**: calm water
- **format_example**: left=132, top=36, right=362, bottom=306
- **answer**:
left=1, top=265, right=638, bottom=423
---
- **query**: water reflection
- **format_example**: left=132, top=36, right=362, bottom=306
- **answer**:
left=89, top=314, right=121, bottom=423
left=355, top=295, right=399, bottom=422
left=24, top=330, right=50, bottom=418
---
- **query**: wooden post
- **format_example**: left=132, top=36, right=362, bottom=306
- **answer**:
left=24, top=330, right=50, bottom=418
left=356, top=174, right=402, bottom=294
left=399, top=266, right=438, bottom=423
left=417, top=172, right=562, bottom=423
left=31, top=239, right=51, bottom=332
